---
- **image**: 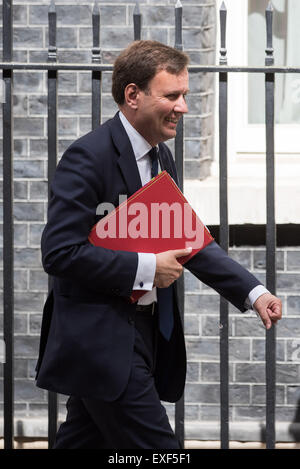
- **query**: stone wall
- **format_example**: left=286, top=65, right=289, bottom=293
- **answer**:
left=0, top=0, right=216, bottom=179
left=181, top=247, right=300, bottom=440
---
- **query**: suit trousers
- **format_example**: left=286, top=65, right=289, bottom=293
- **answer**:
left=53, top=305, right=180, bottom=449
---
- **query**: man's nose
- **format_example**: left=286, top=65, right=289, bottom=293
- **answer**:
left=174, top=95, right=188, bottom=114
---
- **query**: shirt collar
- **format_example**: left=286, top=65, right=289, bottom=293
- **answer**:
left=119, top=111, right=157, bottom=161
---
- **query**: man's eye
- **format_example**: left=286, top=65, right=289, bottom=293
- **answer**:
left=166, top=94, right=187, bottom=100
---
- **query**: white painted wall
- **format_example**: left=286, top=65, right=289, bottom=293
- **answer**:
left=185, top=0, right=300, bottom=226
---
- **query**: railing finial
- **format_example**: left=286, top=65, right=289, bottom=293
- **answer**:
left=134, top=0, right=140, bottom=15
left=93, top=0, right=99, bottom=13
left=92, top=0, right=101, bottom=64
left=133, top=1, right=142, bottom=41
left=48, top=0, right=57, bottom=62
left=219, top=1, right=227, bottom=65
left=174, top=0, right=183, bottom=51
left=265, top=1, right=274, bottom=65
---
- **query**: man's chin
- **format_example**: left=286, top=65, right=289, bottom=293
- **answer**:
left=161, top=129, right=177, bottom=142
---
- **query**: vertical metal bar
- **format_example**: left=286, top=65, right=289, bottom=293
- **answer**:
left=174, top=0, right=183, bottom=54
left=174, top=0, right=185, bottom=448
left=133, top=1, right=142, bottom=41
left=92, top=1, right=101, bottom=129
left=219, top=1, right=229, bottom=449
left=47, top=0, right=58, bottom=449
left=2, top=0, right=14, bottom=450
left=174, top=0, right=184, bottom=190
left=265, top=1, right=276, bottom=450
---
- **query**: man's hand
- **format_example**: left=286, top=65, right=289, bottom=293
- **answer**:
left=154, top=247, right=192, bottom=288
left=253, top=292, right=282, bottom=330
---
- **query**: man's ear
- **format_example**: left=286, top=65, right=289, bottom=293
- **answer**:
left=124, top=83, right=140, bottom=110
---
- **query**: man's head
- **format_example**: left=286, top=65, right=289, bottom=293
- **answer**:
left=112, top=40, right=190, bottom=146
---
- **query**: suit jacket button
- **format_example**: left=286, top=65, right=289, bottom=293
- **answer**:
left=128, top=316, right=134, bottom=325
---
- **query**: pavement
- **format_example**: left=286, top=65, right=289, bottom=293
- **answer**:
left=1, top=439, right=300, bottom=449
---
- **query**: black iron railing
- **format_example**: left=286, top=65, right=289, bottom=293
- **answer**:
left=1, top=0, right=282, bottom=450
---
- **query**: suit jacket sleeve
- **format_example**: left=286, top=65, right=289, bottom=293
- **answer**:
left=161, top=142, right=262, bottom=312
left=41, top=143, right=138, bottom=297
left=185, top=241, right=262, bottom=312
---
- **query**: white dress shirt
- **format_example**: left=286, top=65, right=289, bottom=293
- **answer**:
left=119, top=111, right=158, bottom=305
left=118, top=111, right=269, bottom=311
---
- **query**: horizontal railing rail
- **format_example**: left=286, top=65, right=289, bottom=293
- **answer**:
left=1, top=63, right=300, bottom=73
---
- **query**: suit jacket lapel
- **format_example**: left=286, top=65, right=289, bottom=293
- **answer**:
left=108, top=112, right=142, bottom=196
left=108, top=112, right=176, bottom=194
left=158, top=143, right=175, bottom=178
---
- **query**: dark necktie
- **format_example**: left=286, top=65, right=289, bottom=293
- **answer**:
left=149, top=146, right=159, bottom=179
left=148, top=147, right=174, bottom=341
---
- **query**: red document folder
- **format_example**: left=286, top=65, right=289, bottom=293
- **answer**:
left=89, top=171, right=214, bottom=302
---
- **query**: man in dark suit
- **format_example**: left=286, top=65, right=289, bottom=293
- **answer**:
left=35, top=40, right=282, bottom=449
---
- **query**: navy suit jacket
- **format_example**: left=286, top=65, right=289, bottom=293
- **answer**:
left=35, top=112, right=261, bottom=402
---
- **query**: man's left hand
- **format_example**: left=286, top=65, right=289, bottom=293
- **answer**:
left=253, top=293, right=282, bottom=330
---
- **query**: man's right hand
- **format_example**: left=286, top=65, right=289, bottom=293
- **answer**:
left=153, top=247, right=192, bottom=288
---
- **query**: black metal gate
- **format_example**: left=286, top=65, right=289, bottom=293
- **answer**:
left=1, top=0, right=289, bottom=450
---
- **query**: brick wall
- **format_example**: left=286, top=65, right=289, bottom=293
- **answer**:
left=181, top=247, right=300, bottom=440
left=0, top=0, right=216, bottom=178
left=160, top=247, right=300, bottom=441
left=0, top=1, right=299, bottom=442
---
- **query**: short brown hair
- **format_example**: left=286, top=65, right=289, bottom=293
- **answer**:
left=112, top=40, right=189, bottom=105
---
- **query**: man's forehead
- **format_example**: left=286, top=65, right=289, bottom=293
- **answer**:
left=150, top=69, right=189, bottom=92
